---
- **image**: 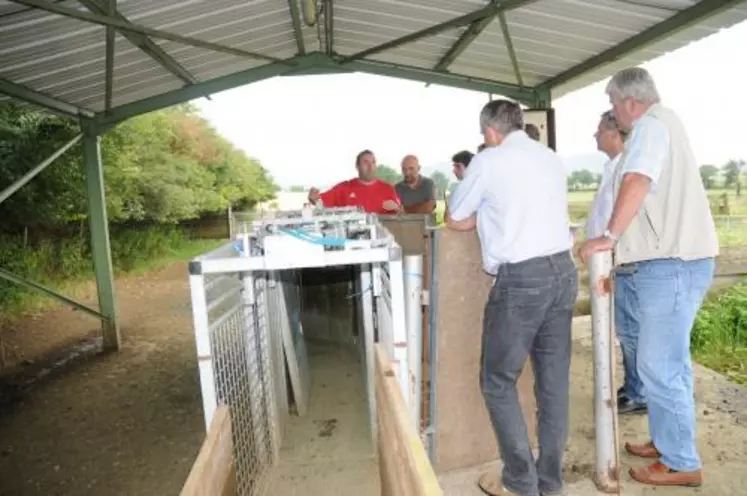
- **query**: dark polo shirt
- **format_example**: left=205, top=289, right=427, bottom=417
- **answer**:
left=395, top=176, right=436, bottom=208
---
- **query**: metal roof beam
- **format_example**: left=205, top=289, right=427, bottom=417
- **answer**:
left=103, top=0, right=115, bottom=112
left=96, top=55, right=311, bottom=126
left=541, top=0, right=747, bottom=90
left=287, top=0, right=306, bottom=55
left=8, top=0, right=286, bottom=63
left=341, top=57, right=535, bottom=105
left=77, top=0, right=204, bottom=92
left=433, top=0, right=539, bottom=72
left=0, top=78, right=94, bottom=118
left=497, top=10, right=523, bottom=87
left=339, top=5, right=498, bottom=64
left=96, top=52, right=537, bottom=126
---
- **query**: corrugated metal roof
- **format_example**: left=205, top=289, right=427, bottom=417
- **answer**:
left=0, top=0, right=745, bottom=117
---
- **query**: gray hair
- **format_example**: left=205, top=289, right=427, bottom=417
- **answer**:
left=480, top=99, right=523, bottom=135
left=599, top=110, right=628, bottom=140
left=605, top=67, right=661, bottom=105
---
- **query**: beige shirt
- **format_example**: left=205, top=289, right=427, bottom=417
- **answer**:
left=612, top=103, right=718, bottom=265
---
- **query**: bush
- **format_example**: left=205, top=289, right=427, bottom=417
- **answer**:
left=0, top=226, right=206, bottom=315
left=692, top=282, right=747, bottom=383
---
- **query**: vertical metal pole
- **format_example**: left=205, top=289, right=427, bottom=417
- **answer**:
left=189, top=269, right=216, bottom=430
left=82, top=119, right=120, bottom=350
left=589, top=251, right=621, bottom=493
left=360, top=264, right=377, bottom=447
left=243, top=271, right=267, bottom=462
left=388, top=247, right=410, bottom=412
left=404, top=254, right=423, bottom=430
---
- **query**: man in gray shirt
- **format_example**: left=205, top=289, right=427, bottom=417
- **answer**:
left=394, top=154, right=436, bottom=214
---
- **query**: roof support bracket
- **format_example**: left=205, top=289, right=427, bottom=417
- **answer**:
left=0, top=78, right=94, bottom=118
left=0, top=133, right=82, bottom=206
left=77, top=0, right=206, bottom=100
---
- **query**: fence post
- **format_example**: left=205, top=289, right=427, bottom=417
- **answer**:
left=588, top=251, right=621, bottom=493
left=404, top=254, right=424, bottom=430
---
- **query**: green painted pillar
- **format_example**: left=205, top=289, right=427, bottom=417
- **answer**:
left=81, top=118, right=121, bottom=351
left=533, top=87, right=552, bottom=109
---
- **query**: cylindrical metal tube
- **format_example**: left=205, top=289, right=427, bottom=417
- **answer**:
left=404, top=255, right=424, bottom=430
left=588, top=251, right=621, bottom=493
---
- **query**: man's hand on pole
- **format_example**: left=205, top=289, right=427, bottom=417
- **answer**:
left=578, top=236, right=615, bottom=264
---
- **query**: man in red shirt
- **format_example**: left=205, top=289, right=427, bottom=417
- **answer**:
left=307, top=150, right=402, bottom=215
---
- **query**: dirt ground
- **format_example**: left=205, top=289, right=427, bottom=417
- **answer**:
left=440, top=317, right=747, bottom=496
left=0, top=262, right=204, bottom=496
left=1, top=262, right=746, bottom=496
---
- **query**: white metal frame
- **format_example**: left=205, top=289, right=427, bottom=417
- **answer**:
left=588, top=251, right=621, bottom=493
left=189, top=211, right=418, bottom=440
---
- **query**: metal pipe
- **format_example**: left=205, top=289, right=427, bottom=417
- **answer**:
left=189, top=272, right=217, bottom=431
left=404, top=254, right=424, bottom=430
left=360, top=265, right=378, bottom=447
left=0, top=134, right=81, bottom=205
left=387, top=257, right=410, bottom=411
left=588, top=251, right=621, bottom=493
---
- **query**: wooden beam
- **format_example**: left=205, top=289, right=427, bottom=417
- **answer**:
left=375, top=344, right=443, bottom=496
left=180, top=406, right=237, bottom=496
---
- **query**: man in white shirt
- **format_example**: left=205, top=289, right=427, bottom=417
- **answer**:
left=586, top=111, right=647, bottom=416
left=446, top=100, right=577, bottom=496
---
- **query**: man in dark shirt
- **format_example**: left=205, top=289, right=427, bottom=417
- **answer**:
left=394, top=154, right=436, bottom=214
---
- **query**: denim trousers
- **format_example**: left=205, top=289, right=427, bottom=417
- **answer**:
left=480, top=251, right=578, bottom=496
left=613, top=266, right=647, bottom=405
left=627, top=257, right=714, bottom=471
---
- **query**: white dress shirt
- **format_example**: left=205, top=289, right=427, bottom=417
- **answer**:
left=586, top=153, right=621, bottom=239
left=448, top=130, right=573, bottom=275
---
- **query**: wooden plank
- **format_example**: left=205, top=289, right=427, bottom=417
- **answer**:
left=432, top=229, right=537, bottom=473
left=180, top=406, right=237, bottom=496
left=375, top=344, right=443, bottom=496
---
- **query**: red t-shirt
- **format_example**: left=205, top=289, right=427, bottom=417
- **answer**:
left=319, top=179, right=401, bottom=214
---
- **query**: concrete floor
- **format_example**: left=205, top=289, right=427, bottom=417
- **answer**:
left=267, top=341, right=380, bottom=496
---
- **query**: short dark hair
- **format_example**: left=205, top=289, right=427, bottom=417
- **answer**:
left=452, top=150, right=474, bottom=167
left=524, top=123, right=540, bottom=141
left=356, top=149, right=374, bottom=165
left=477, top=144, right=486, bottom=152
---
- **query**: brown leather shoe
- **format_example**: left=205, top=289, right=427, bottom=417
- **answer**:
left=629, top=461, right=702, bottom=487
left=477, top=473, right=520, bottom=495
left=624, top=440, right=660, bottom=458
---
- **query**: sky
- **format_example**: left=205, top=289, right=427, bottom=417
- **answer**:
left=197, top=19, right=747, bottom=189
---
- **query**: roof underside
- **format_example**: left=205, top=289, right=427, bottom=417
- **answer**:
left=1, top=0, right=746, bottom=124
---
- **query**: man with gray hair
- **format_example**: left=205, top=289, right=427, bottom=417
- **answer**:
left=447, top=99, right=577, bottom=496
left=586, top=111, right=648, bottom=416
left=580, top=67, right=718, bottom=488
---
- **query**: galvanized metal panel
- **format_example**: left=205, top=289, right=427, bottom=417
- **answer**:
left=1, top=0, right=746, bottom=115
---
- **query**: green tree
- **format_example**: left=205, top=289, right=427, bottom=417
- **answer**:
left=288, top=185, right=306, bottom=192
left=723, top=159, right=745, bottom=196
left=430, top=171, right=450, bottom=197
left=375, top=165, right=400, bottom=184
left=0, top=102, right=278, bottom=228
left=566, top=169, right=596, bottom=191
left=699, top=164, right=719, bottom=190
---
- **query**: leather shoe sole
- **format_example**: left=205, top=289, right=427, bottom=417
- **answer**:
left=629, top=461, right=702, bottom=487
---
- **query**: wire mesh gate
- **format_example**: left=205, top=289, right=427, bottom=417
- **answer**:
left=188, top=224, right=416, bottom=496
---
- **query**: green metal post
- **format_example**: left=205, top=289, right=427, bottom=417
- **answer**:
left=533, top=87, right=551, bottom=109
left=81, top=119, right=121, bottom=351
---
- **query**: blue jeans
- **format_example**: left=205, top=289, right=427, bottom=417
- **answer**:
left=631, top=257, right=714, bottom=472
left=614, top=267, right=647, bottom=405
